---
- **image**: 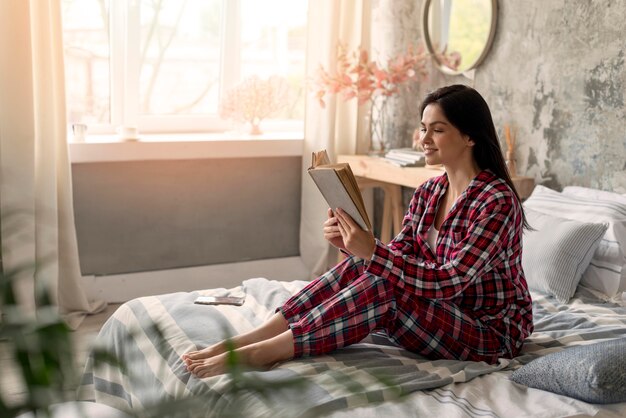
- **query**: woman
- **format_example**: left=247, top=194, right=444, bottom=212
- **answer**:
left=183, top=84, right=533, bottom=378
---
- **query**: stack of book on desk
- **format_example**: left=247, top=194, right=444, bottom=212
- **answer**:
left=383, top=148, right=426, bottom=167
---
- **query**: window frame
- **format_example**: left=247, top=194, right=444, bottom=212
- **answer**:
left=83, top=0, right=303, bottom=136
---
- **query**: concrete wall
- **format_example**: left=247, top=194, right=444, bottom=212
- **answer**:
left=373, top=0, right=626, bottom=194
left=72, top=157, right=301, bottom=275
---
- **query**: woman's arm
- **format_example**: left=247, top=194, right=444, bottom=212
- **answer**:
left=334, top=187, right=425, bottom=260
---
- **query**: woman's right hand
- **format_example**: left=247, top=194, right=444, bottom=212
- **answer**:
left=323, top=208, right=347, bottom=252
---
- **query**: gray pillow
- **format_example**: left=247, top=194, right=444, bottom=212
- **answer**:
left=522, top=207, right=608, bottom=303
left=510, top=338, right=626, bottom=404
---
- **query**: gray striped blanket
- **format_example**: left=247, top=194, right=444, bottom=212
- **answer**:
left=78, top=278, right=626, bottom=417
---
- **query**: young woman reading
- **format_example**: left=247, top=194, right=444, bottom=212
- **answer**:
left=183, top=84, right=534, bottom=378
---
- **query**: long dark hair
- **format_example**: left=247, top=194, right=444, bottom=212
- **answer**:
left=419, top=84, right=529, bottom=229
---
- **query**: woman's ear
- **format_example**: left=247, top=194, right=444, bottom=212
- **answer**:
left=465, top=135, right=475, bottom=147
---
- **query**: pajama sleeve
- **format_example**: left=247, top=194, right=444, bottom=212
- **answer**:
left=365, top=194, right=516, bottom=301
left=342, top=188, right=422, bottom=259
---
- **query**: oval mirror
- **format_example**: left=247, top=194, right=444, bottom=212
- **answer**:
left=421, top=0, right=498, bottom=75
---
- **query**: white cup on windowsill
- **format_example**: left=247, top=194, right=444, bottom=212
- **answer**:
left=72, top=123, right=87, bottom=142
left=117, top=126, right=139, bottom=141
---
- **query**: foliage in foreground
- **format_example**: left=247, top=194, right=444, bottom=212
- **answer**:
left=0, top=211, right=404, bottom=417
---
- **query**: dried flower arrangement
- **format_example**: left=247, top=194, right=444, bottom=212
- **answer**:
left=311, top=43, right=429, bottom=151
left=312, top=44, right=429, bottom=108
left=312, top=43, right=460, bottom=152
left=219, top=75, right=290, bottom=135
left=504, top=123, right=518, bottom=177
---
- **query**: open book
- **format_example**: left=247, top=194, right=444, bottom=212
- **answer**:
left=308, top=150, right=372, bottom=231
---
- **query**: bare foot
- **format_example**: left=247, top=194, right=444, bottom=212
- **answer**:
left=182, top=312, right=290, bottom=364
left=186, top=330, right=295, bottom=379
left=182, top=341, right=230, bottom=365
left=186, top=351, right=230, bottom=378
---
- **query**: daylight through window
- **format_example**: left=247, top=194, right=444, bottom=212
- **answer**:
left=62, top=0, right=308, bottom=135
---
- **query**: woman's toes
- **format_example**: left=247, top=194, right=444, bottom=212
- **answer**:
left=188, top=363, right=199, bottom=374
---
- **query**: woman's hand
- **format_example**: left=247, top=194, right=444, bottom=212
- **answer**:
left=335, top=208, right=376, bottom=260
left=323, top=208, right=347, bottom=252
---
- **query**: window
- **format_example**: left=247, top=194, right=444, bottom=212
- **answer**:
left=62, top=0, right=308, bottom=135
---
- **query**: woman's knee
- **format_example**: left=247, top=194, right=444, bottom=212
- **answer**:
left=320, top=256, right=366, bottom=288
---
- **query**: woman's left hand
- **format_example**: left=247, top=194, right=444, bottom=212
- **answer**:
left=335, top=208, right=376, bottom=260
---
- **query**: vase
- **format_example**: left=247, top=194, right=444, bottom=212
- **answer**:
left=368, top=97, right=389, bottom=154
left=248, top=118, right=263, bottom=135
left=506, top=152, right=518, bottom=177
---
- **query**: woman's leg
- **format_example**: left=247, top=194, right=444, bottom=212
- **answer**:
left=188, top=271, right=396, bottom=377
left=289, top=272, right=396, bottom=357
left=388, top=294, right=503, bottom=363
left=279, top=256, right=365, bottom=324
left=184, top=257, right=364, bottom=364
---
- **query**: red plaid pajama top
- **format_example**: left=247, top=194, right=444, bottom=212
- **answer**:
left=280, top=170, right=533, bottom=363
left=367, top=170, right=533, bottom=358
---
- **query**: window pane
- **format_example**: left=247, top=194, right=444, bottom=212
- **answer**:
left=240, top=0, right=308, bottom=120
left=62, top=0, right=111, bottom=125
left=139, top=0, right=223, bottom=116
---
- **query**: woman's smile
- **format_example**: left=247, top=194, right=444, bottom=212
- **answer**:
left=423, top=147, right=437, bottom=156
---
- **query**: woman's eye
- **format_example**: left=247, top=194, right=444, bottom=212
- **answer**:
left=434, top=129, right=443, bottom=133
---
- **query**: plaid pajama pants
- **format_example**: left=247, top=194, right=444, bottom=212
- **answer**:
left=278, top=256, right=504, bottom=363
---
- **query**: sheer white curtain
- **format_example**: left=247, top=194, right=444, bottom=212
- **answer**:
left=0, top=0, right=106, bottom=329
left=300, top=0, right=372, bottom=277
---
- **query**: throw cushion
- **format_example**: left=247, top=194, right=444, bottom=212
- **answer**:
left=511, top=338, right=626, bottom=404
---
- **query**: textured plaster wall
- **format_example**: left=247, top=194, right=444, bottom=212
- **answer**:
left=373, top=0, right=626, bottom=193
left=370, top=0, right=423, bottom=150
left=478, top=0, right=625, bottom=192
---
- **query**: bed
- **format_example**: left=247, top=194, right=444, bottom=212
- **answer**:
left=78, top=186, right=626, bottom=417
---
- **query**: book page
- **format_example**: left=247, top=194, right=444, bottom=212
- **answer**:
left=334, top=165, right=370, bottom=229
left=311, top=150, right=331, bottom=168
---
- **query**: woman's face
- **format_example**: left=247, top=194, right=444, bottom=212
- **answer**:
left=414, top=103, right=474, bottom=167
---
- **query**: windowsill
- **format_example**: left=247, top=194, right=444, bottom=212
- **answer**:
left=69, top=132, right=304, bottom=163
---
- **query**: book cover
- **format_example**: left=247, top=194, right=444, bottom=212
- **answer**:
left=308, top=150, right=372, bottom=231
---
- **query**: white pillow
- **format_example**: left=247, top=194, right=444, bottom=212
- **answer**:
left=524, top=185, right=626, bottom=297
left=522, top=208, right=608, bottom=303
left=562, top=186, right=626, bottom=206
left=561, top=186, right=626, bottom=296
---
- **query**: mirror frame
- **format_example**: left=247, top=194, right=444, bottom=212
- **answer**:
left=421, top=0, right=498, bottom=76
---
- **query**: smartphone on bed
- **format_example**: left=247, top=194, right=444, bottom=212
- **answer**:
left=194, top=296, right=245, bottom=306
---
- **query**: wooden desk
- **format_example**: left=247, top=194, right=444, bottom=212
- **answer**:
left=337, top=155, right=535, bottom=242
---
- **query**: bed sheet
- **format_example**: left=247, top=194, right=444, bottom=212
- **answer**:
left=78, top=278, right=626, bottom=418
